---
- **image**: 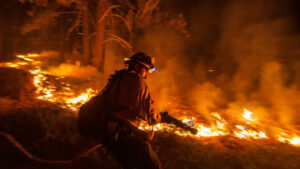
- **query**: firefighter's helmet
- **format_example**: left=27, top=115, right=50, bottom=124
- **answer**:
left=124, top=52, right=155, bottom=70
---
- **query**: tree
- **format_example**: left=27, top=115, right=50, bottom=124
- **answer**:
left=103, top=0, right=188, bottom=53
left=20, top=0, right=87, bottom=63
left=91, top=0, right=109, bottom=70
left=0, top=0, right=28, bottom=60
left=0, top=10, right=3, bottom=59
left=19, top=0, right=188, bottom=71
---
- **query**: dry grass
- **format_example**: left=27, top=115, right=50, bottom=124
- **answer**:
left=0, top=67, right=299, bottom=169
left=1, top=101, right=299, bottom=169
left=153, top=133, right=300, bottom=169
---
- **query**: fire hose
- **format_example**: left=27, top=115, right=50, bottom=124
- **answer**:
left=0, top=113, right=197, bottom=164
left=160, top=111, right=198, bottom=135
left=0, top=131, right=103, bottom=164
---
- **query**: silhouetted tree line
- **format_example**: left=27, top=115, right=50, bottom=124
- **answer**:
left=0, top=0, right=187, bottom=71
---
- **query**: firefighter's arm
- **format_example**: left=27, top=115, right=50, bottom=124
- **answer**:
left=144, top=94, right=161, bottom=125
left=147, top=105, right=161, bottom=125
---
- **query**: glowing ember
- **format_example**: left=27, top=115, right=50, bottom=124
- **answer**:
left=1, top=53, right=300, bottom=147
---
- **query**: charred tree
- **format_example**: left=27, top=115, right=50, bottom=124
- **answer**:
left=59, top=16, right=67, bottom=63
left=0, top=11, right=3, bottom=60
left=0, top=0, right=25, bottom=60
left=92, top=0, right=108, bottom=71
left=82, top=3, right=90, bottom=65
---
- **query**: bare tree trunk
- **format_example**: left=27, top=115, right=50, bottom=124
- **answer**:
left=82, top=6, right=90, bottom=65
left=92, top=0, right=108, bottom=71
left=59, top=16, right=65, bottom=63
left=0, top=11, right=3, bottom=59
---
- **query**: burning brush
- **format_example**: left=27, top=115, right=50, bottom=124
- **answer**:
left=160, top=111, right=198, bottom=135
left=1, top=53, right=300, bottom=147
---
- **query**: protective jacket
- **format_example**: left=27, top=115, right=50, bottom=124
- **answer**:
left=99, top=69, right=161, bottom=130
left=91, top=69, right=162, bottom=169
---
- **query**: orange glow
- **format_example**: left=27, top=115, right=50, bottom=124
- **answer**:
left=1, top=53, right=300, bottom=147
left=1, top=54, right=98, bottom=111
left=290, top=137, right=300, bottom=146
left=17, top=55, right=34, bottom=62
left=65, top=88, right=98, bottom=111
left=243, top=109, right=256, bottom=123
left=278, top=133, right=300, bottom=147
left=234, top=125, right=267, bottom=139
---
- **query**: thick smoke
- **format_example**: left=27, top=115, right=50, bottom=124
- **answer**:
left=134, top=28, right=197, bottom=112
left=215, top=0, right=300, bottom=129
left=124, top=0, right=300, bottom=130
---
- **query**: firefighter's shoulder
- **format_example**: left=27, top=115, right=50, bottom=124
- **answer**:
left=125, top=70, right=146, bottom=85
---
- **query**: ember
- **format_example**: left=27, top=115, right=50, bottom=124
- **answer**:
left=0, top=53, right=299, bottom=147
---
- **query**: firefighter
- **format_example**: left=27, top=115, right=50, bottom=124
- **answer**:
left=98, top=52, right=162, bottom=169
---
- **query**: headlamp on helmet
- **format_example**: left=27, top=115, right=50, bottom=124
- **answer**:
left=124, top=52, right=155, bottom=72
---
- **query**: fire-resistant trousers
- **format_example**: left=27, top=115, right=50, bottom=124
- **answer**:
left=103, top=126, right=162, bottom=169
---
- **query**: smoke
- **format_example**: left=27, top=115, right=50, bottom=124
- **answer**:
left=103, top=44, right=126, bottom=78
left=252, top=62, right=300, bottom=129
left=122, top=0, right=300, bottom=130
left=47, top=62, right=101, bottom=78
left=214, top=0, right=300, bottom=128
left=133, top=27, right=195, bottom=112
left=86, top=0, right=300, bottom=132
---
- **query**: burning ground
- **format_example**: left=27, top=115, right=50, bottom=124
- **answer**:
left=0, top=53, right=299, bottom=169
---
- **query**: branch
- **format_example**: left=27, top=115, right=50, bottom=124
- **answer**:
left=57, top=11, right=81, bottom=14
left=138, top=0, right=160, bottom=20
left=97, top=5, right=120, bottom=24
left=104, top=33, right=133, bottom=54
left=66, top=13, right=82, bottom=40
left=111, top=14, right=132, bottom=32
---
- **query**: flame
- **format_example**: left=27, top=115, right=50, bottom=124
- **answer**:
left=138, top=108, right=300, bottom=146
left=243, top=109, right=255, bottom=121
left=278, top=133, right=300, bottom=147
left=1, top=53, right=98, bottom=111
left=17, top=55, right=34, bottom=62
left=27, top=53, right=40, bottom=57
left=1, top=53, right=300, bottom=147
left=234, top=125, right=267, bottom=139
left=290, top=137, right=300, bottom=146
left=65, top=88, right=98, bottom=110
left=243, top=109, right=257, bottom=124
